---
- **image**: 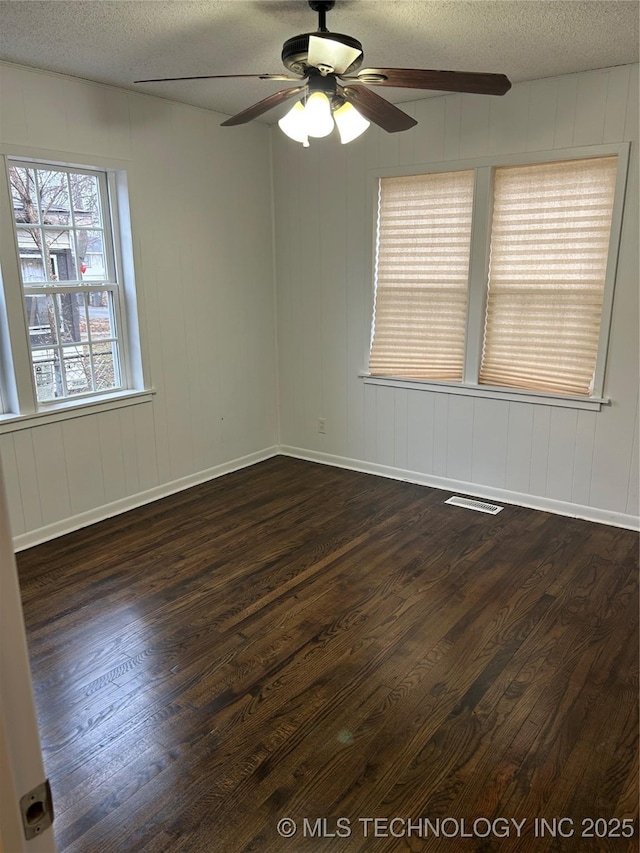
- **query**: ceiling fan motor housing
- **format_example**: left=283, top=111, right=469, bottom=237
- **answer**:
left=282, top=32, right=364, bottom=75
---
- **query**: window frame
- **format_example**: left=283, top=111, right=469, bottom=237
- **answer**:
left=362, top=142, right=631, bottom=411
left=0, top=148, right=152, bottom=431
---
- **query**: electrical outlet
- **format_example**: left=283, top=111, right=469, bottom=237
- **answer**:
left=317, top=418, right=326, bottom=434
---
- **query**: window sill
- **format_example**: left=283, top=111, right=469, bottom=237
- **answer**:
left=360, top=374, right=609, bottom=411
left=0, top=389, right=155, bottom=434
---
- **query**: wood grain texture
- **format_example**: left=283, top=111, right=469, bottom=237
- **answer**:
left=17, top=457, right=639, bottom=852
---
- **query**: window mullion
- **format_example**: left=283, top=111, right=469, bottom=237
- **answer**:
left=463, top=166, right=493, bottom=385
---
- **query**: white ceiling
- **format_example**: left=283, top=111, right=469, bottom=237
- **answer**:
left=0, top=0, right=638, bottom=124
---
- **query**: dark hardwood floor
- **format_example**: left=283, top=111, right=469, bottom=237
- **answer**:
left=16, top=456, right=639, bottom=852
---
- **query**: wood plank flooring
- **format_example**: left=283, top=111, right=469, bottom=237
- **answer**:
left=16, top=456, right=639, bottom=852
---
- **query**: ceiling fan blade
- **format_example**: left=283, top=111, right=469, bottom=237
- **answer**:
left=308, top=34, right=363, bottom=75
left=347, top=68, right=512, bottom=96
left=134, top=73, right=299, bottom=83
left=220, top=85, right=306, bottom=126
left=340, top=85, right=417, bottom=133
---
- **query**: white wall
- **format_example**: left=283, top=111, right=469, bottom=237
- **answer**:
left=0, top=63, right=279, bottom=548
left=273, top=65, right=639, bottom=528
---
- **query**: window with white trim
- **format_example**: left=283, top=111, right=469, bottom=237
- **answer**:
left=368, top=148, right=628, bottom=406
left=1, top=157, right=144, bottom=418
left=369, top=169, right=474, bottom=381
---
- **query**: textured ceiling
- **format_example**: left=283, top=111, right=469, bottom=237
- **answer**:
left=0, top=0, right=638, bottom=124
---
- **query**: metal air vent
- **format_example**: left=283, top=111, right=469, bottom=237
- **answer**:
left=445, top=496, right=504, bottom=515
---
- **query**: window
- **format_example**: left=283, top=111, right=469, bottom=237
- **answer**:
left=367, top=147, right=628, bottom=407
left=369, top=170, right=474, bottom=381
left=480, top=157, right=618, bottom=396
left=1, top=156, right=146, bottom=421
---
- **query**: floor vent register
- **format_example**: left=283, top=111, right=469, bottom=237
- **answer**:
left=445, top=496, right=504, bottom=515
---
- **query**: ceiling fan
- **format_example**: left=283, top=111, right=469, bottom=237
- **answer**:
left=135, top=0, right=511, bottom=144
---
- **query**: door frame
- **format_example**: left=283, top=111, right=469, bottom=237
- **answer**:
left=0, top=459, right=56, bottom=852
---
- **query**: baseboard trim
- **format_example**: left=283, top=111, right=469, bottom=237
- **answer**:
left=12, top=446, right=280, bottom=551
left=279, top=445, right=640, bottom=532
left=13, top=443, right=638, bottom=549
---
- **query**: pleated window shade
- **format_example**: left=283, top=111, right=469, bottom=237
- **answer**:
left=480, top=157, right=618, bottom=396
left=369, top=170, right=475, bottom=380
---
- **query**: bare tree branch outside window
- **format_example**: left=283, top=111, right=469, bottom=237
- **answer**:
left=8, top=161, right=122, bottom=402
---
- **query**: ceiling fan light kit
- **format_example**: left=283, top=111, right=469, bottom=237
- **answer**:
left=135, top=0, right=512, bottom=147
left=278, top=92, right=370, bottom=146
left=278, top=67, right=371, bottom=146
left=278, top=101, right=311, bottom=147
left=333, top=101, right=371, bottom=144
left=302, top=91, right=335, bottom=137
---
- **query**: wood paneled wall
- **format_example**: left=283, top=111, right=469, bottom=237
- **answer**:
left=272, top=65, right=639, bottom=528
left=0, top=63, right=638, bottom=546
left=0, top=63, right=279, bottom=547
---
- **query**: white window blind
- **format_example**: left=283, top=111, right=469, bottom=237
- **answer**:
left=369, top=170, right=474, bottom=381
left=480, top=156, right=618, bottom=396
